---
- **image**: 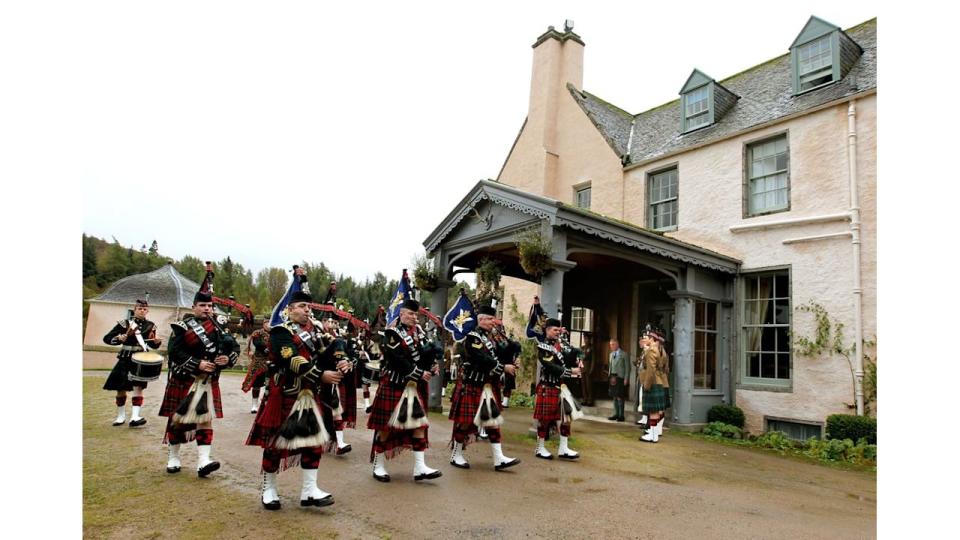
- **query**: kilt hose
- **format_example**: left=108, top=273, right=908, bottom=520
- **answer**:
left=159, top=376, right=223, bottom=445
left=102, top=356, right=148, bottom=392
left=641, top=384, right=671, bottom=413
left=367, top=374, right=430, bottom=461
left=246, top=386, right=333, bottom=472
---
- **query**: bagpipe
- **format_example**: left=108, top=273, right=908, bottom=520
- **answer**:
left=174, top=262, right=239, bottom=425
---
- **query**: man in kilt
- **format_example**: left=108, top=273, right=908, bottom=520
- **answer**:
left=533, top=318, right=582, bottom=460
left=321, top=316, right=356, bottom=456
left=246, top=289, right=344, bottom=510
left=102, top=297, right=162, bottom=426
left=242, top=319, right=271, bottom=414
left=366, top=299, right=443, bottom=483
left=159, top=290, right=240, bottom=477
left=639, top=326, right=670, bottom=443
left=448, top=305, right=521, bottom=471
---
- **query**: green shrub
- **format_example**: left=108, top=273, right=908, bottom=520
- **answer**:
left=803, top=437, right=877, bottom=464
left=706, top=405, right=745, bottom=428
left=826, top=414, right=876, bottom=444
left=702, top=421, right=743, bottom=439
left=444, top=381, right=455, bottom=398
left=508, top=391, right=536, bottom=408
left=753, top=430, right=795, bottom=451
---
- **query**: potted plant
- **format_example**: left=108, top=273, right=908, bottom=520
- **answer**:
left=475, top=257, right=502, bottom=305
left=516, top=229, right=552, bottom=278
left=412, top=253, right=439, bottom=291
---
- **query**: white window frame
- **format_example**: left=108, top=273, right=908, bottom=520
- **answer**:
left=648, top=167, right=678, bottom=231
left=745, top=134, right=790, bottom=217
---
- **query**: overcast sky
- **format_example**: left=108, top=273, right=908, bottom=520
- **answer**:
left=68, top=1, right=879, bottom=282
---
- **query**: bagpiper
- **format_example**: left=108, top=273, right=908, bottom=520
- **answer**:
left=159, top=286, right=240, bottom=477
left=533, top=318, right=584, bottom=460
left=366, top=298, right=443, bottom=482
left=448, top=305, right=521, bottom=471
left=242, top=318, right=271, bottom=413
left=246, top=286, right=343, bottom=510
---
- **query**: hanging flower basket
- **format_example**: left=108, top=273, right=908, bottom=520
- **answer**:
left=516, top=229, right=552, bottom=278
left=475, top=257, right=502, bottom=305
left=412, top=253, right=439, bottom=292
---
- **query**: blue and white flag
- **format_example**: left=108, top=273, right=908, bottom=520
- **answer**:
left=385, top=269, right=413, bottom=327
left=270, top=266, right=307, bottom=326
left=525, top=297, right=547, bottom=341
left=443, top=289, right=477, bottom=342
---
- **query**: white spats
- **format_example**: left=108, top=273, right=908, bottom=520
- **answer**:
left=250, top=394, right=259, bottom=413
left=261, top=472, right=280, bottom=510
left=334, top=430, right=352, bottom=455
left=113, top=407, right=126, bottom=426
left=535, top=437, right=553, bottom=459
left=450, top=441, right=470, bottom=468
left=412, top=451, right=442, bottom=481
left=197, top=445, right=221, bottom=477
left=641, top=419, right=660, bottom=443
left=372, top=452, right=390, bottom=482
left=637, top=414, right=648, bottom=426
left=491, top=443, right=520, bottom=471
left=336, top=430, right=346, bottom=448
left=166, top=444, right=181, bottom=473
left=363, top=397, right=371, bottom=409
left=299, top=468, right=334, bottom=507
left=130, top=405, right=143, bottom=422
left=501, top=396, right=510, bottom=408
left=558, top=436, right=579, bottom=459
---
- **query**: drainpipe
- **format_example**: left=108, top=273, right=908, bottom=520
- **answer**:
left=848, top=100, right=864, bottom=416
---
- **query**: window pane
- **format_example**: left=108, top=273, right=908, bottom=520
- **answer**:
left=744, top=327, right=762, bottom=351
left=761, top=353, right=775, bottom=378
left=777, top=353, right=791, bottom=379
left=748, top=353, right=760, bottom=378
left=760, top=326, right=775, bottom=351
left=775, top=299, right=790, bottom=325
left=707, top=304, right=717, bottom=330
left=774, top=274, right=789, bottom=297
left=776, top=326, right=790, bottom=353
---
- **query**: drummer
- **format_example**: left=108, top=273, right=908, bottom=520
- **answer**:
left=102, top=296, right=163, bottom=426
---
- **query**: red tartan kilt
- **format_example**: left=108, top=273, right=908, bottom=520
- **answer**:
left=338, top=380, right=356, bottom=426
left=158, top=377, right=223, bottom=418
left=448, top=381, right=482, bottom=424
left=366, top=379, right=427, bottom=432
left=246, top=390, right=329, bottom=448
left=533, top=383, right=561, bottom=423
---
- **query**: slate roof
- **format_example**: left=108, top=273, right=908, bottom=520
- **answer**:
left=569, top=18, right=876, bottom=167
left=89, top=264, right=200, bottom=308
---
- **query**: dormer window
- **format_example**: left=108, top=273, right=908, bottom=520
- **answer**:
left=790, top=16, right=863, bottom=95
left=796, top=34, right=833, bottom=91
left=680, top=69, right=739, bottom=134
left=684, top=86, right=710, bottom=131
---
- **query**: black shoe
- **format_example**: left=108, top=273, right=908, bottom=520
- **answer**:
left=558, top=453, right=580, bottom=460
left=373, top=472, right=391, bottom=483
left=262, top=500, right=281, bottom=511
left=365, top=406, right=373, bottom=414
left=478, top=433, right=489, bottom=440
left=535, top=453, right=553, bottom=460
left=414, top=470, right=442, bottom=481
left=112, top=420, right=125, bottom=426
left=616, top=417, right=625, bottom=422
left=495, top=458, right=521, bottom=471
left=607, top=415, right=619, bottom=421
left=166, top=466, right=181, bottom=474
left=450, top=460, right=470, bottom=469
left=335, top=444, right=352, bottom=456
left=301, top=495, right=334, bottom=507
left=198, top=461, right=221, bottom=478
left=129, top=418, right=147, bottom=427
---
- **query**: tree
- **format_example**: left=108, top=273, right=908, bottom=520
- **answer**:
left=256, top=267, right=290, bottom=314
left=149, top=240, right=159, bottom=255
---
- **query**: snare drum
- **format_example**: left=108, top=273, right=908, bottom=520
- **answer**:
left=361, top=360, right=381, bottom=385
left=129, top=352, right=164, bottom=382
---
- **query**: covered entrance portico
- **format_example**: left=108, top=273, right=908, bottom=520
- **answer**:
left=423, top=181, right=741, bottom=428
